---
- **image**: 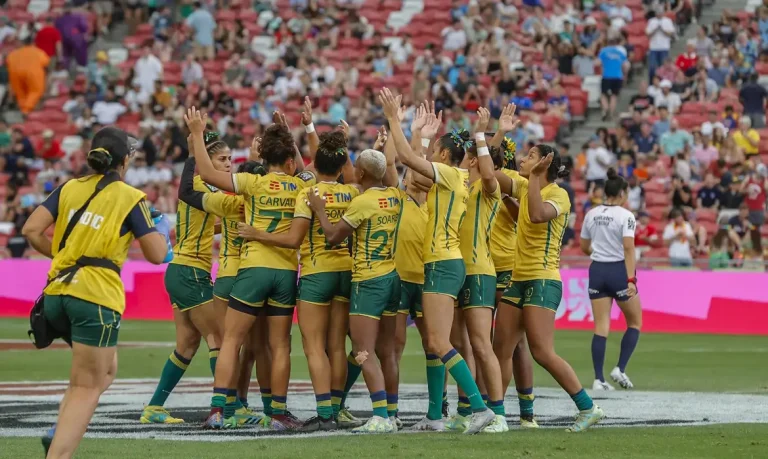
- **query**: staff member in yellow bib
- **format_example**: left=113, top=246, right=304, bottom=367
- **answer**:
left=305, top=147, right=403, bottom=434
left=237, top=130, right=366, bottom=431
left=381, top=88, right=495, bottom=435
left=496, top=144, right=605, bottom=432
left=141, top=131, right=233, bottom=425
left=186, top=108, right=315, bottom=431
left=22, top=127, right=169, bottom=459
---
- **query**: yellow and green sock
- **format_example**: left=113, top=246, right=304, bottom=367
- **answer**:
left=441, top=349, right=486, bottom=412
left=261, top=388, right=273, bottom=416
left=224, top=389, right=243, bottom=418
left=148, top=350, right=190, bottom=407
left=570, top=389, right=594, bottom=411
left=482, top=393, right=490, bottom=408
left=386, top=393, right=398, bottom=418
left=208, top=348, right=220, bottom=376
left=426, top=353, right=446, bottom=421
left=331, top=389, right=344, bottom=417
left=457, top=396, right=472, bottom=417
left=316, top=393, right=333, bottom=420
left=211, top=387, right=227, bottom=413
left=370, top=391, right=388, bottom=418
left=489, top=399, right=505, bottom=416
left=271, top=394, right=287, bottom=416
left=517, top=388, right=535, bottom=421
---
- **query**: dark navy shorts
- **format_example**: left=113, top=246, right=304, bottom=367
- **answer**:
left=588, top=261, right=631, bottom=302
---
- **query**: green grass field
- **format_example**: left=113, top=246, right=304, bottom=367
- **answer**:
left=1, top=318, right=767, bottom=458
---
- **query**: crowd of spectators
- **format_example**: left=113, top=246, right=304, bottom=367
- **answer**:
left=0, top=0, right=765, bottom=269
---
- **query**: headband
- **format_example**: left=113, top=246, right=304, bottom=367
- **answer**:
left=449, top=129, right=473, bottom=150
left=501, top=139, right=516, bottom=161
left=204, top=131, right=221, bottom=145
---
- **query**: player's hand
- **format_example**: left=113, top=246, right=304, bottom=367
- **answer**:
left=184, top=107, right=207, bottom=134
left=498, top=103, right=520, bottom=133
left=337, top=119, right=349, bottom=140
left=421, top=108, right=443, bottom=140
left=411, top=102, right=428, bottom=133
left=373, top=126, right=388, bottom=150
left=531, top=152, right=553, bottom=177
left=301, top=96, right=313, bottom=126
left=627, top=282, right=638, bottom=298
left=307, top=186, right=327, bottom=212
left=237, top=222, right=262, bottom=241
left=475, top=107, right=491, bottom=136
left=272, top=110, right=289, bottom=128
left=250, top=136, right=262, bottom=161
left=378, top=87, right=402, bottom=121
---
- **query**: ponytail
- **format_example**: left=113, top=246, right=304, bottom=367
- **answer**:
left=87, top=148, right=113, bottom=174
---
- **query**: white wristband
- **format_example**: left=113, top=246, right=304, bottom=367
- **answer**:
left=421, top=138, right=431, bottom=148
left=477, top=146, right=490, bottom=157
left=304, top=123, right=315, bottom=133
left=475, top=133, right=485, bottom=142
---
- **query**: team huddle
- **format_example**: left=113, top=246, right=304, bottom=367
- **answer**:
left=31, top=87, right=644, bottom=458
left=137, top=89, right=605, bottom=435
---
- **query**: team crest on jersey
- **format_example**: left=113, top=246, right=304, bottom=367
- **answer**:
left=296, top=171, right=315, bottom=182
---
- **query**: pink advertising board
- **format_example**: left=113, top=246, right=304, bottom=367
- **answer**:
left=1, top=261, right=767, bottom=335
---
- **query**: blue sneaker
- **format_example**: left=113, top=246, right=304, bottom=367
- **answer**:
left=567, top=405, right=605, bottom=432
left=41, top=424, right=56, bottom=456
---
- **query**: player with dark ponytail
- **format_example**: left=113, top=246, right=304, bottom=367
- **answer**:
left=495, top=143, right=605, bottom=432
left=580, top=168, right=642, bottom=391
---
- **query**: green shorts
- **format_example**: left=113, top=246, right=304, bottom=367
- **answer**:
left=399, top=280, right=423, bottom=319
left=458, top=274, right=497, bottom=309
left=229, top=267, right=297, bottom=316
left=297, top=271, right=352, bottom=305
left=501, top=279, right=563, bottom=312
left=423, top=259, right=466, bottom=299
left=350, top=271, right=400, bottom=320
left=496, top=270, right=512, bottom=290
left=44, top=295, right=121, bottom=347
left=213, top=276, right=236, bottom=301
left=165, top=264, right=213, bottom=311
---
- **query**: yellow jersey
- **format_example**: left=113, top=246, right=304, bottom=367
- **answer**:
left=424, top=162, right=469, bottom=263
left=233, top=170, right=316, bottom=271
left=491, top=169, right=521, bottom=272
left=172, top=176, right=217, bottom=272
left=341, top=186, right=406, bottom=282
left=201, top=192, right=245, bottom=278
left=460, top=179, right=501, bottom=276
left=394, top=196, right=427, bottom=284
left=510, top=175, right=571, bottom=282
left=43, top=175, right=152, bottom=315
left=294, top=181, right=359, bottom=275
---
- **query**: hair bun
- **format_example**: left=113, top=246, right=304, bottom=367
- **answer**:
left=87, top=148, right=112, bottom=174
left=606, top=167, right=619, bottom=180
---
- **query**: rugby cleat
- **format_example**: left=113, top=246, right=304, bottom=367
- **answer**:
left=444, top=413, right=470, bottom=432
left=409, top=416, right=446, bottom=432
left=592, top=379, right=615, bottom=391
left=520, top=417, right=540, bottom=429
left=337, top=407, right=365, bottom=428
left=567, top=405, right=605, bottom=432
left=464, top=408, right=496, bottom=435
left=610, top=367, right=634, bottom=389
left=351, top=415, right=394, bottom=433
left=299, top=416, right=338, bottom=432
left=231, top=406, right=264, bottom=426
left=392, top=416, right=402, bottom=431
left=41, top=424, right=55, bottom=457
left=203, top=411, right=224, bottom=429
left=140, top=405, right=184, bottom=424
left=482, top=415, right=509, bottom=433
left=269, top=413, right=303, bottom=431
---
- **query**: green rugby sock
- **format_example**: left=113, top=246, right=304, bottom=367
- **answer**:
left=271, top=395, right=287, bottom=416
left=425, top=353, right=446, bottom=420
left=208, top=348, right=220, bottom=376
left=371, top=391, right=388, bottom=418
left=489, top=399, right=505, bottom=416
left=441, top=349, right=486, bottom=412
left=341, top=352, right=362, bottom=407
left=482, top=394, right=490, bottom=408
left=457, top=396, right=472, bottom=417
left=331, top=390, right=344, bottom=417
left=224, top=389, right=243, bottom=418
left=386, top=393, right=398, bottom=418
left=316, top=393, right=333, bottom=419
left=570, top=389, right=594, bottom=411
left=261, top=388, right=273, bottom=416
left=211, top=388, right=227, bottom=411
left=148, top=351, right=190, bottom=407
left=239, top=397, right=248, bottom=409
left=517, top=388, right=535, bottom=419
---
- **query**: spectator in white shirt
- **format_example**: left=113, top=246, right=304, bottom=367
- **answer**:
left=441, top=21, right=467, bottom=52
left=586, top=135, right=613, bottom=190
left=124, top=81, right=149, bottom=113
left=125, top=154, right=174, bottom=188
left=133, top=47, right=163, bottom=98
left=654, top=79, right=682, bottom=114
left=607, top=0, right=633, bottom=31
left=701, top=109, right=727, bottom=136
left=524, top=114, right=545, bottom=143
left=663, top=208, right=696, bottom=267
left=181, top=54, right=204, bottom=85
left=91, top=89, right=127, bottom=125
left=645, top=10, right=676, bottom=81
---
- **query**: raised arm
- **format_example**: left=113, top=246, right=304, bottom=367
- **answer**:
left=379, top=87, right=436, bottom=181
left=273, top=110, right=305, bottom=173
left=527, top=153, right=559, bottom=224
left=474, top=107, right=498, bottom=194
left=379, top=125, right=399, bottom=188
left=489, top=103, right=519, bottom=149
left=184, top=107, right=235, bottom=192
left=301, top=96, right=320, bottom=161
left=178, top=155, right=206, bottom=211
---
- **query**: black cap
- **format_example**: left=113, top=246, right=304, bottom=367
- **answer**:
left=91, top=126, right=136, bottom=168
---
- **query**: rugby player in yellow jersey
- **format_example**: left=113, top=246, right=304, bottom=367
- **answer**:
left=22, top=127, right=170, bottom=459
left=490, top=136, right=538, bottom=429
left=175, top=153, right=267, bottom=428
left=141, top=131, right=232, bottom=425
left=496, top=144, right=605, bottom=432
left=381, top=88, right=496, bottom=434
left=304, top=147, right=404, bottom=433
left=186, top=107, right=315, bottom=430
left=237, top=130, right=381, bottom=431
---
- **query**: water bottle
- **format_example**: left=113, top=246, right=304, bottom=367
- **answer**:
left=150, top=208, right=174, bottom=263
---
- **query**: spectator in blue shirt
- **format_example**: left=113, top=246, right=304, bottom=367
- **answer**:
left=151, top=6, right=173, bottom=41
left=510, top=90, right=533, bottom=111
left=653, top=105, right=671, bottom=137
left=598, top=38, right=628, bottom=120
left=634, top=121, right=659, bottom=156
left=185, top=2, right=216, bottom=60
